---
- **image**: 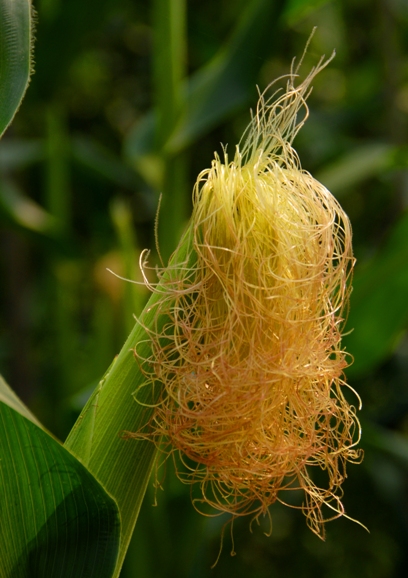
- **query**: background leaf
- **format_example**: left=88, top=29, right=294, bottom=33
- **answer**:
left=282, top=0, right=333, bottom=26
left=316, top=143, right=397, bottom=198
left=124, top=0, right=284, bottom=166
left=0, top=177, right=59, bottom=236
left=344, top=210, right=408, bottom=377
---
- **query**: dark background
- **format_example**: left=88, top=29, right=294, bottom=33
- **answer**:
left=1, top=0, right=408, bottom=576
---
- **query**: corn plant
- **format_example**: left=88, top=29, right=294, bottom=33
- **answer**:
left=2, top=1, right=408, bottom=578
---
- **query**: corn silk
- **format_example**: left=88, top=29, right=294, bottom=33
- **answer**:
left=131, top=55, right=363, bottom=539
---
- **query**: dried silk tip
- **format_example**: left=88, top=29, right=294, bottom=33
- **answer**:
left=132, top=54, right=363, bottom=539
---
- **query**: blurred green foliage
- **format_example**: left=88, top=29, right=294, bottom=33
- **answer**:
left=1, top=0, right=408, bottom=576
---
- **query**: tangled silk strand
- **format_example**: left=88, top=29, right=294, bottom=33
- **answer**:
left=132, top=56, right=363, bottom=538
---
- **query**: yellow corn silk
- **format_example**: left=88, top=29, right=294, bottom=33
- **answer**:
left=134, top=56, right=363, bottom=538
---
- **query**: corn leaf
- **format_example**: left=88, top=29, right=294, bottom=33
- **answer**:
left=0, top=0, right=33, bottom=138
left=0, top=374, right=41, bottom=426
left=0, top=376, right=120, bottom=578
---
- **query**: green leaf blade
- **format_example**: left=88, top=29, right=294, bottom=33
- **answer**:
left=0, top=396, right=120, bottom=577
left=0, top=0, right=33, bottom=137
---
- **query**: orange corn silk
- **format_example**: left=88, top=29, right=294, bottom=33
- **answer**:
left=133, top=56, right=362, bottom=538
